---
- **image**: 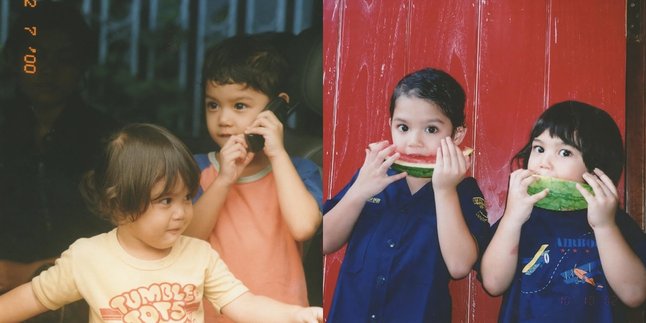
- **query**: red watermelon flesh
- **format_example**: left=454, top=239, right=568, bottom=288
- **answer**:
left=391, top=147, right=473, bottom=178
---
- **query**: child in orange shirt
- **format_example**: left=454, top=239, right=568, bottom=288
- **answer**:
left=185, top=35, right=322, bottom=322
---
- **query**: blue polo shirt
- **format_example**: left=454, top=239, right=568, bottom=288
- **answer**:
left=494, top=207, right=646, bottom=322
left=324, top=170, right=490, bottom=322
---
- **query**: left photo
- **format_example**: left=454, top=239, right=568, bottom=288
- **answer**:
left=0, top=1, right=323, bottom=322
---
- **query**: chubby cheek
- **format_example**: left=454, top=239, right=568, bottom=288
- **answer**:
left=558, top=165, right=588, bottom=183
left=184, top=207, right=194, bottom=226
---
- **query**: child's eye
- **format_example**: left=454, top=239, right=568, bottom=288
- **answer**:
left=233, top=103, right=248, bottom=110
left=559, top=149, right=573, bottom=157
left=205, top=101, right=219, bottom=110
left=397, top=124, right=409, bottom=132
left=532, top=145, right=544, bottom=153
left=184, top=194, right=192, bottom=202
left=159, top=197, right=172, bottom=205
left=425, top=126, right=439, bottom=134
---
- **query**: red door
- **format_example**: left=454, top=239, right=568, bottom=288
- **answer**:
left=323, top=1, right=628, bottom=322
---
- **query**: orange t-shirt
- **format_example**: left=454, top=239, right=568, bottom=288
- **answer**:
left=198, top=153, right=308, bottom=322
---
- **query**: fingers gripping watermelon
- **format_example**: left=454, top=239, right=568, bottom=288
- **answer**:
left=527, top=175, right=593, bottom=211
left=390, top=147, right=474, bottom=178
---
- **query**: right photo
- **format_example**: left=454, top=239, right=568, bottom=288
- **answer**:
left=321, top=1, right=646, bottom=323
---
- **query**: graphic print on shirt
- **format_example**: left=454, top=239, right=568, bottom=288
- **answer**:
left=100, top=282, right=200, bottom=322
left=522, top=244, right=550, bottom=275
left=367, top=197, right=381, bottom=204
left=560, top=261, right=605, bottom=290
left=472, top=196, right=488, bottom=222
left=520, top=233, right=605, bottom=294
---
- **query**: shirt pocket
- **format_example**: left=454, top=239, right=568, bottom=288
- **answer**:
left=340, top=210, right=380, bottom=273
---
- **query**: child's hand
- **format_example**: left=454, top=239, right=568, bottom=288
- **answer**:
left=578, top=168, right=618, bottom=230
left=348, top=140, right=407, bottom=201
left=291, top=306, right=323, bottom=323
left=432, top=137, right=471, bottom=190
left=217, top=134, right=254, bottom=185
left=504, top=169, right=548, bottom=225
left=245, top=110, right=286, bottom=159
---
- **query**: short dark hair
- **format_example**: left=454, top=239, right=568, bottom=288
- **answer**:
left=389, top=68, right=466, bottom=129
left=81, top=123, right=199, bottom=224
left=202, top=34, right=289, bottom=98
left=512, top=101, right=624, bottom=183
left=2, top=1, right=98, bottom=70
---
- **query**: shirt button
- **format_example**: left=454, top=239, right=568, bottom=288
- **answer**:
left=376, top=275, right=386, bottom=285
left=386, top=239, right=396, bottom=248
left=370, top=314, right=377, bottom=321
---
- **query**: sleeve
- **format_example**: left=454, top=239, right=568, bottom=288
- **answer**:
left=31, top=244, right=83, bottom=310
left=456, top=177, right=492, bottom=272
left=192, top=153, right=213, bottom=202
left=203, top=246, right=250, bottom=313
left=291, top=156, right=323, bottom=209
left=616, top=210, right=646, bottom=266
left=322, top=170, right=360, bottom=215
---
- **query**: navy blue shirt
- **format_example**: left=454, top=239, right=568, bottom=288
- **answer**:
left=324, top=170, right=490, bottom=323
left=494, top=207, right=646, bottom=322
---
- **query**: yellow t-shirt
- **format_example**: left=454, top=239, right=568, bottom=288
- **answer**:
left=32, top=229, right=248, bottom=322
left=199, top=152, right=308, bottom=323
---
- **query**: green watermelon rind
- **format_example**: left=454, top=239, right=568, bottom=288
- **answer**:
left=390, top=147, right=473, bottom=178
left=391, top=161, right=435, bottom=178
left=527, top=175, right=593, bottom=211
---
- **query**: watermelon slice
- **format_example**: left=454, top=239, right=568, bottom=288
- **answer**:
left=527, top=175, right=593, bottom=211
left=391, top=147, right=474, bottom=178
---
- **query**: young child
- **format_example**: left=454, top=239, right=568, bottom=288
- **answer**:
left=322, top=68, right=490, bottom=322
left=0, top=123, right=322, bottom=323
left=184, top=35, right=322, bottom=322
left=481, top=101, right=646, bottom=322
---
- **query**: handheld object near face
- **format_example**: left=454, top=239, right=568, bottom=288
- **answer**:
left=246, top=97, right=290, bottom=152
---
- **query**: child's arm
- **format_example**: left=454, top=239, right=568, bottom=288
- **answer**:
left=0, top=282, right=49, bottom=322
left=322, top=141, right=407, bottom=254
left=432, top=138, right=477, bottom=278
left=481, top=169, right=548, bottom=296
left=248, top=111, right=322, bottom=241
left=221, top=292, right=322, bottom=323
left=579, top=169, right=646, bottom=307
left=185, top=135, right=254, bottom=240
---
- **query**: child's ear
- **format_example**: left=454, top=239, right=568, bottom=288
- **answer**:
left=452, top=126, right=467, bottom=145
left=278, top=92, right=290, bottom=104
left=388, top=118, right=392, bottom=127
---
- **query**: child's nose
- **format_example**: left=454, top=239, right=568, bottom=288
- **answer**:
left=410, top=130, right=424, bottom=145
left=538, top=154, right=553, bottom=169
left=172, top=204, right=189, bottom=220
left=218, top=108, right=233, bottom=125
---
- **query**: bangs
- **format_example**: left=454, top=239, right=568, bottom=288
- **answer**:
left=108, top=124, right=199, bottom=219
left=531, top=107, right=584, bottom=151
left=152, top=145, right=200, bottom=200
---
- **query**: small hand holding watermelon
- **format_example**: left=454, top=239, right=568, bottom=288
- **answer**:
left=432, top=137, right=472, bottom=190
left=504, top=169, right=550, bottom=225
left=578, top=168, right=618, bottom=229
left=350, top=140, right=407, bottom=200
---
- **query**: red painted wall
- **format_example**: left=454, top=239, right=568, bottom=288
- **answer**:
left=322, top=0, right=626, bottom=322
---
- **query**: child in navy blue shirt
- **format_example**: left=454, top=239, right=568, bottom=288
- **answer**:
left=322, top=68, right=490, bottom=322
left=481, top=101, right=646, bottom=322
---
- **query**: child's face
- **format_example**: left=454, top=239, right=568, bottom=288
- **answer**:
left=119, top=178, right=193, bottom=258
left=204, top=82, right=271, bottom=148
left=389, top=95, right=463, bottom=156
left=527, top=131, right=588, bottom=182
